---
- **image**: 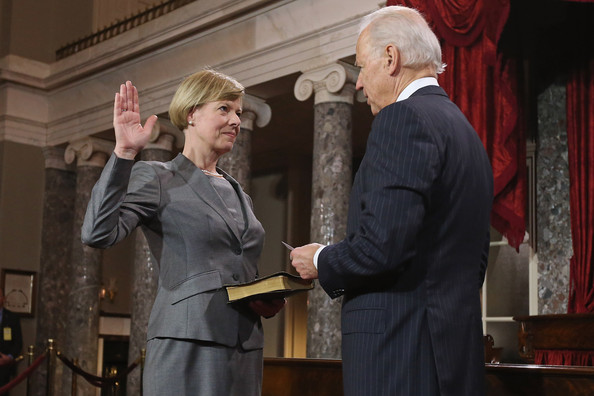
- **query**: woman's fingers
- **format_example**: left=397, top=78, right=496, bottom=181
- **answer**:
left=143, top=114, right=159, bottom=135
left=115, top=81, right=136, bottom=114
left=131, top=81, right=140, bottom=113
left=120, top=83, right=127, bottom=110
left=113, top=92, right=121, bottom=119
left=125, top=81, right=135, bottom=112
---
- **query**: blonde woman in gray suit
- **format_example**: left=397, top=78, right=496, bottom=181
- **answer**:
left=82, top=69, right=285, bottom=396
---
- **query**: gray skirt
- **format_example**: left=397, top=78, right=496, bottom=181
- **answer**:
left=143, top=338, right=263, bottom=396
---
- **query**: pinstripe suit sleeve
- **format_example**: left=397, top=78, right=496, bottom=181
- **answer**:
left=318, top=103, right=441, bottom=295
left=82, top=153, right=160, bottom=248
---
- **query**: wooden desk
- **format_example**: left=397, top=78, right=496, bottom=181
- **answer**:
left=263, top=358, right=594, bottom=396
left=514, top=313, right=594, bottom=364
left=263, top=358, right=342, bottom=396
left=486, top=363, right=594, bottom=396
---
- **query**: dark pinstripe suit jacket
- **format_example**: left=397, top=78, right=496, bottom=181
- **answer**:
left=318, top=85, right=493, bottom=396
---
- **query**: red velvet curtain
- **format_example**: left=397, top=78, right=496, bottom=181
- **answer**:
left=386, top=0, right=526, bottom=249
left=567, top=58, right=594, bottom=313
left=535, top=349, right=594, bottom=366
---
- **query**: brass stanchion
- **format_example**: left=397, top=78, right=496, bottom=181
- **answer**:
left=71, top=359, right=78, bottom=396
left=46, top=339, right=55, bottom=396
left=140, top=348, right=146, bottom=396
left=27, top=345, right=34, bottom=366
left=107, top=366, right=119, bottom=396
left=26, top=345, right=34, bottom=396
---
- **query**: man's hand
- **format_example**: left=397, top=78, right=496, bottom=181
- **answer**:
left=290, top=243, right=323, bottom=280
left=248, top=298, right=286, bottom=318
left=0, top=352, right=13, bottom=366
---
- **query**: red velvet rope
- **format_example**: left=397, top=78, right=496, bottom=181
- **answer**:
left=0, top=352, right=46, bottom=395
left=57, top=352, right=140, bottom=388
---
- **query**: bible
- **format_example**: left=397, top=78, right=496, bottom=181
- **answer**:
left=226, top=272, right=314, bottom=303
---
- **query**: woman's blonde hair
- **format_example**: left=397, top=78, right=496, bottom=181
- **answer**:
left=169, top=68, right=244, bottom=130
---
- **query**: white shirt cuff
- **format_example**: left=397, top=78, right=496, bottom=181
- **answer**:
left=313, top=245, right=326, bottom=269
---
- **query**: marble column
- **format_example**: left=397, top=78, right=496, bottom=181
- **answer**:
left=536, top=82, right=572, bottom=314
left=126, top=120, right=183, bottom=394
left=30, top=146, right=76, bottom=396
left=294, top=61, right=358, bottom=358
left=63, top=137, right=114, bottom=396
left=217, top=94, right=271, bottom=193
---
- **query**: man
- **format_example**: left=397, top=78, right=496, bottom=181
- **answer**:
left=0, top=288, right=23, bottom=390
left=290, top=6, right=493, bottom=396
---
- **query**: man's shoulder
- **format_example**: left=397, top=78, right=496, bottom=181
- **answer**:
left=2, top=309, right=20, bottom=322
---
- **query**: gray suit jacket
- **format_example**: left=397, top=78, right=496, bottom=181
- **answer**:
left=82, top=153, right=265, bottom=350
left=319, top=86, right=493, bottom=396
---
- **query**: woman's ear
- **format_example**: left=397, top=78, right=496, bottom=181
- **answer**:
left=187, top=108, right=196, bottom=126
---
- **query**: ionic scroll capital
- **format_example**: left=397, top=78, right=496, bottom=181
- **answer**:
left=294, top=61, right=359, bottom=105
left=146, top=119, right=185, bottom=152
left=242, top=95, right=271, bottom=131
left=43, top=146, right=75, bottom=171
left=64, top=137, right=114, bottom=167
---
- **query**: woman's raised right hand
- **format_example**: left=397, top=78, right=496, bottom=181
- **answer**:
left=113, top=81, right=158, bottom=160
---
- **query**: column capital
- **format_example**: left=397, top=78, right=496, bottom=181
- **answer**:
left=242, top=94, right=271, bottom=130
left=64, top=137, right=114, bottom=167
left=146, top=119, right=185, bottom=152
left=43, top=146, right=75, bottom=172
left=294, top=61, right=359, bottom=105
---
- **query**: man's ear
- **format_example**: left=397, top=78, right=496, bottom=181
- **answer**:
left=385, top=44, right=400, bottom=76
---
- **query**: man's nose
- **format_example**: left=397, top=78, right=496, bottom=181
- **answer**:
left=355, top=74, right=363, bottom=91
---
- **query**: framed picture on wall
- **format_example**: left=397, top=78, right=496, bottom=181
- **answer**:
left=1, top=269, right=36, bottom=317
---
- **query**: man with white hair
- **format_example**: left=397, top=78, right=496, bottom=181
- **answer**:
left=291, top=6, right=493, bottom=395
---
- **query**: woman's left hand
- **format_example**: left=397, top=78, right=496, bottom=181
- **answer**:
left=248, top=298, right=286, bottom=318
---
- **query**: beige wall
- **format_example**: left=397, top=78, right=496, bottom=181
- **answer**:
left=0, top=0, right=11, bottom=57
left=0, top=141, right=44, bottom=396
left=251, top=172, right=289, bottom=357
left=0, top=141, right=44, bottom=274
left=3, top=0, right=93, bottom=62
left=100, top=230, right=136, bottom=315
left=93, top=0, right=155, bottom=31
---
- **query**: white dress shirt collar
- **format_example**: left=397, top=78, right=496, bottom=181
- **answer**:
left=396, top=77, right=439, bottom=102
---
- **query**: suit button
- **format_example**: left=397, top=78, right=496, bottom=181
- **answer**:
left=234, top=247, right=242, bottom=255
left=232, top=274, right=240, bottom=281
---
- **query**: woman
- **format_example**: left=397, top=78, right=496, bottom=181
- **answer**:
left=82, top=69, right=284, bottom=395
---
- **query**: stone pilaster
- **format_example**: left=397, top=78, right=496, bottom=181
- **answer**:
left=294, top=61, right=358, bottom=358
left=126, top=119, right=182, bottom=395
left=62, top=137, right=114, bottom=396
left=30, top=146, right=76, bottom=396
left=218, top=94, right=271, bottom=193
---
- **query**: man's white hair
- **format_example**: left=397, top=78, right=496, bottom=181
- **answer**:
left=359, top=6, right=446, bottom=74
